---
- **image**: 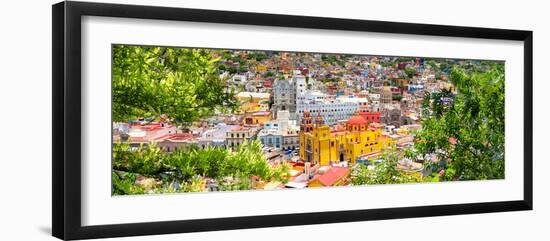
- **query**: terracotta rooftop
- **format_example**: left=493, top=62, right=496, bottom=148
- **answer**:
left=309, top=166, right=350, bottom=186
left=347, top=115, right=368, bottom=126
left=156, top=133, right=193, bottom=141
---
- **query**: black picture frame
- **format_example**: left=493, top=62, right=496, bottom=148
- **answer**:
left=52, top=1, right=533, bottom=240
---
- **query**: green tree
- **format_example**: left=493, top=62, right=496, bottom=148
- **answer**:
left=404, top=66, right=416, bottom=78
left=112, top=142, right=165, bottom=176
left=414, top=63, right=505, bottom=180
left=112, top=45, right=238, bottom=126
left=392, top=94, right=403, bottom=101
left=218, top=64, right=227, bottom=72
left=239, top=65, right=248, bottom=73
left=112, top=171, right=145, bottom=195
left=425, top=59, right=439, bottom=70
left=111, top=140, right=291, bottom=195
left=351, top=149, right=423, bottom=185
left=227, top=66, right=238, bottom=74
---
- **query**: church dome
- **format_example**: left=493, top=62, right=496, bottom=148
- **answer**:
left=347, top=115, right=367, bottom=126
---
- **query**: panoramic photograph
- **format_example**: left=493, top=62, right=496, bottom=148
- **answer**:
left=111, top=44, right=505, bottom=195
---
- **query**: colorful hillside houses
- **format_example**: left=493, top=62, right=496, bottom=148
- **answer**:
left=299, top=111, right=394, bottom=166
left=113, top=122, right=195, bottom=151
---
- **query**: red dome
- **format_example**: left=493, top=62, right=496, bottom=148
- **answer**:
left=347, top=115, right=367, bottom=125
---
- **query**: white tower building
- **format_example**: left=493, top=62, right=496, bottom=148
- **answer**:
left=294, top=75, right=307, bottom=97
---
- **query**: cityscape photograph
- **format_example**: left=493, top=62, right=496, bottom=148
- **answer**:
left=111, top=44, right=505, bottom=195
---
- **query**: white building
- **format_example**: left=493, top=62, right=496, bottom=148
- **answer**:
left=225, top=126, right=259, bottom=149
left=294, top=75, right=307, bottom=96
left=272, top=75, right=306, bottom=120
left=296, top=90, right=367, bottom=125
left=236, top=91, right=271, bottom=102
left=258, top=110, right=298, bottom=150
left=231, top=74, right=247, bottom=85
left=282, top=128, right=299, bottom=151
left=262, top=110, right=296, bottom=131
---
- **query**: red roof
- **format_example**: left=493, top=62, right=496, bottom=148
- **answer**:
left=251, top=111, right=271, bottom=116
left=263, top=80, right=273, bottom=87
left=347, top=115, right=368, bottom=125
left=310, top=167, right=350, bottom=186
left=155, top=133, right=193, bottom=141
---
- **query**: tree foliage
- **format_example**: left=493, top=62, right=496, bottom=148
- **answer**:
left=112, top=45, right=238, bottom=125
left=414, top=63, right=505, bottom=180
left=351, top=150, right=424, bottom=185
left=112, top=140, right=291, bottom=195
left=404, top=66, right=416, bottom=78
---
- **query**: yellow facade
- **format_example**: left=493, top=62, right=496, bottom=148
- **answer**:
left=256, top=64, right=267, bottom=72
left=239, top=102, right=259, bottom=114
left=236, top=92, right=270, bottom=104
left=299, top=113, right=393, bottom=166
left=243, top=111, right=272, bottom=125
left=395, top=128, right=410, bottom=135
left=237, top=101, right=270, bottom=115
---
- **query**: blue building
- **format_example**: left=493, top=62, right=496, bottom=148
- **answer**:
left=258, top=129, right=283, bottom=149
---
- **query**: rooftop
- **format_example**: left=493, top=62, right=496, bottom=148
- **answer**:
left=309, top=166, right=350, bottom=186
left=347, top=115, right=368, bottom=126
left=236, top=92, right=271, bottom=99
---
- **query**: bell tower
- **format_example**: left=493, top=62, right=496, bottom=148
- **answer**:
left=314, top=113, right=325, bottom=127
left=300, top=110, right=314, bottom=132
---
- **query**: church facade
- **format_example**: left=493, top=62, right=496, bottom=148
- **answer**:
left=299, top=111, right=394, bottom=166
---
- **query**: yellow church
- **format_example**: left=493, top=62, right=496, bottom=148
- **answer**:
left=299, top=111, right=393, bottom=165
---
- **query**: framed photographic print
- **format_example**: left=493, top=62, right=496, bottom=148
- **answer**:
left=52, top=1, right=533, bottom=240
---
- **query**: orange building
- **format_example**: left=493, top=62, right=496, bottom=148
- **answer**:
left=358, top=110, right=382, bottom=124
left=243, top=111, right=272, bottom=125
